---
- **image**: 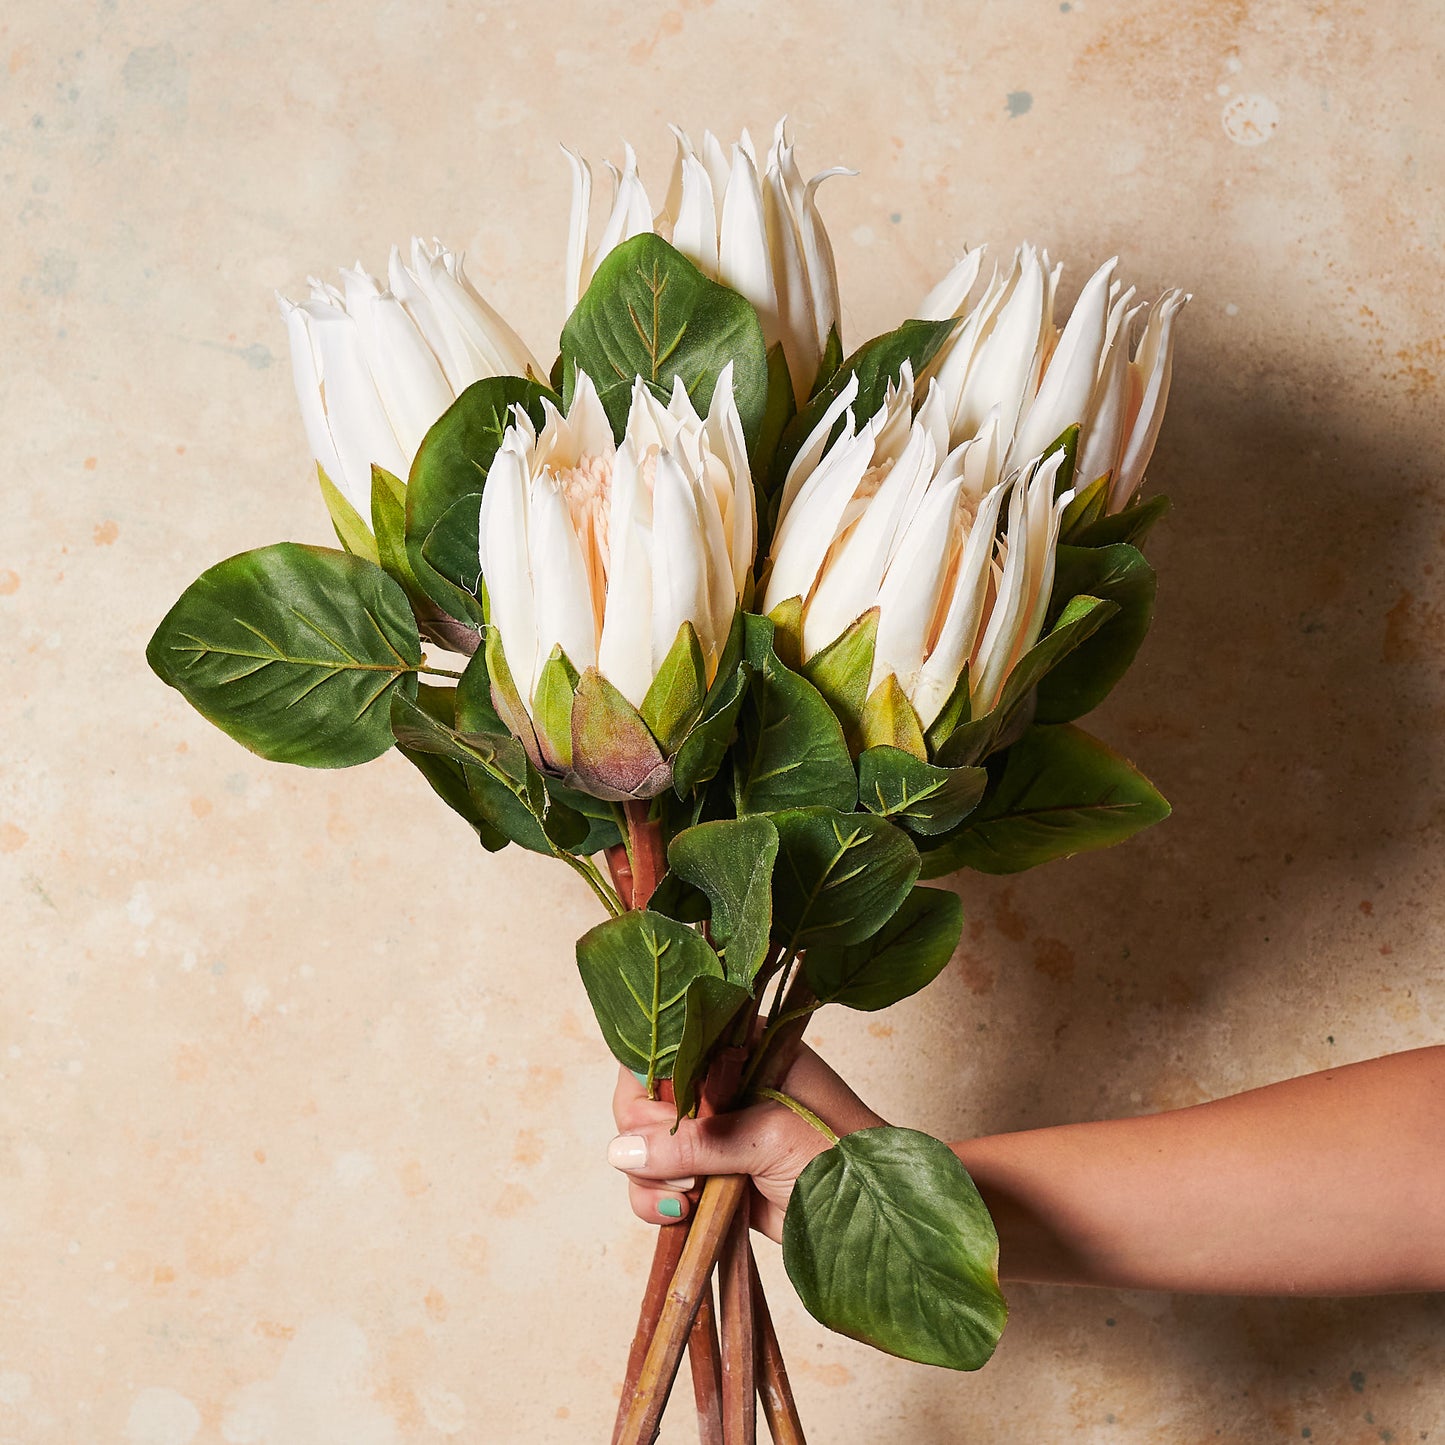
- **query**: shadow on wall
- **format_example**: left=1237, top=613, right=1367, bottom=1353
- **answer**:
left=896, top=321, right=1445, bottom=1433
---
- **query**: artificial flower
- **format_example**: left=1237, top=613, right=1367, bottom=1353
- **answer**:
left=279, top=238, right=545, bottom=515
left=918, top=246, right=1188, bottom=512
left=565, top=120, right=850, bottom=402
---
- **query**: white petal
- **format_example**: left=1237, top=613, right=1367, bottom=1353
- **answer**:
left=477, top=438, right=539, bottom=704
left=1010, top=256, right=1117, bottom=468
left=529, top=477, right=600, bottom=688
left=872, top=474, right=965, bottom=697
left=912, top=479, right=1009, bottom=727
left=917, top=246, right=986, bottom=322
left=348, top=289, right=454, bottom=458
left=564, top=147, right=593, bottom=313
left=777, top=371, right=859, bottom=517
left=565, top=368, right=615, bottom=459
left=304, top=302, right=408, bottom=511
left=969, top=477, right=1032, bottom=715
left=761, top=158, right=816, bottom=396
left=1112, top=289, right=1188, bottom=509
left=717, top=144, right=779, bottom=336
left=704, top=366, right=755, bottom=594
left=763, top=421, right=875, bottom=612
left=1076, top=295, right=1143, bottom=492
left=649, top=450, right=710, bottom=675
left=279, top=296, right=346, bottom=497
left=597, top=442, right=655, bottom=707
left=673, top=153, right=720, bottom=277
left=434, top=248, right=546, bottom=379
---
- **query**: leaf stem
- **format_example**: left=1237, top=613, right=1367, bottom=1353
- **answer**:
left=558, top=850, right=624, bottom=916
left=417, top=662, right=464, bottom=678
left=752, top=1087, right=839, bottom=1145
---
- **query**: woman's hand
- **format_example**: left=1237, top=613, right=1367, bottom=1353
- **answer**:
left=608, top=1045, right=885, bottom=1241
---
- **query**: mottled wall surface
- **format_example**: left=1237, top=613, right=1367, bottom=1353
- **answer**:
left=4, top=1, right=1443, bottom=1440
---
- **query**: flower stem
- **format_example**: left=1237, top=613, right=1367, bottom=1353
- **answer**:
left=623, top=800, right=667, bottom=909
left=687, top=1283, right=726, bottom=1445
left=719, top=1192, right=757, bottom=1443
left=750, top=1248, right=805, bottom=1444
left=752, top=1088, right=839, bottom=1146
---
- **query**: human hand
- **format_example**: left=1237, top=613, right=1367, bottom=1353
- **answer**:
left=607, top=1045, right=886, bottom=1242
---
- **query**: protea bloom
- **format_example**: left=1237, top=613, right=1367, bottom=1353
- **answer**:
left=478, top=368, right=754, bottom=800
left=762, top=364, right=1070, bottom=740
left=279, top=238, right=545, bottom=516
left=918, top=246, right=1187, bottom=513
left=565, top=121, right=850, bottom=402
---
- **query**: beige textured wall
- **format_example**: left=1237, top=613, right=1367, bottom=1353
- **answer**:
left=5, top=1, right=1444, bottom=1440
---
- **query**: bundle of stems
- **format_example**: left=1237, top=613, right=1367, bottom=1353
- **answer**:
left=605, top=815, right=812, bottom=1444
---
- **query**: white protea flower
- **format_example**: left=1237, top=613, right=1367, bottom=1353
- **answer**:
left=565, top=120, right=851, bottom=403
left=762, top=364, right=1072, bottom=732
left=478, top=368, right=754, bottom=798
left=919, top=245, right=1188, bottom=513
left=279, top=238, right=546, bottom=516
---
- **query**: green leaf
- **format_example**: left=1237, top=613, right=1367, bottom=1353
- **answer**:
left=1059, top=473, right=1109, bottom=540
left=672, top=662, right=750, bottom=797
left=405, top=377, right=554, bottom=626
left=734, top=615, right=857, bottom=816
left=1042, top=422, right=1080, bottom=497
left=1034, top=545, right=1157, bottom=723
left=640, top=621, right=708, bottom=754
left=771, top=807, right=919, bottom=949
left=395, top=684, right=509, bottom=851
left=559, top=233, right=769, bottom=449
left=784, top=1126, right=1006, bottom=1370
left=667, top=816, right=779, bottom=985
left=148, top=543, right=420, bottom=768
left=532, top=646, right=579, bottom=770
left=574, top=910, right=724, bottom=1085
left=370, top=464, right=417, bottom=593
left=802, top=608, right=876, bottom=750
left=920, top=723, right=1171, bottom=877
left=934, top=594, right=1117, bottom=768
left=810, top=323, right=843, bottom=401
left=1069, top=492, right=1171, bottom=550
left=771, top=317, right=958, bottom=490
left=454, top=645, right=509, bottom=737
left=804, top=886, right=962, bottom=1010
left=751, top=341, right=798, bottom=511
left=860, top=673, right=927, bottom=758
left=418, top=494, right=485, bottom=622
left=857, top=747, right=986, bottom=837
left=318, top=466, right=379, bottom=563
left=569, top=668, right=671, bottom=800
left=672, top=975, right=750, bottom=1120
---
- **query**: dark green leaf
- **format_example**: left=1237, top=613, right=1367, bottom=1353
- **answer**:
left=809, top=323, right=843, bottom=401
left=559, top=233, right=769, bottom=448
left=920, top=723, right=1170, bottom=877
left=771, top=318, right=958, bottom=490
left=751, top=341, right=798, bottom=517
left=405, top=377, right=554, bottom=626
left=148, top=543, right=419, bottom=768
left=857, top=747, right=986, bottom=836
left=395, top=684, right=509, bottom=850
left=784, top=1126, right=1006, bottom=1370
left=672, top=663, right=750, bottom=796
left=1034, top=544, right=1157, bottom=723
left=1069, top=491, right=1171, bottom=549
left=667, top=816, right=779, bottom=985
left=734, top=615, right=856, bottom=816
left=804, top=886, right=962, bottom=1010
left=574, top=910, right=723, bottom=1085
left=454, top=643, right=509, bottom=737
left=771, top=807, right=919, bottom=949
left=418, top=494, right=485, bottom=622
left=641, top=621, right=708, bottom=754
left=672, top=975, right=750, bottom=1119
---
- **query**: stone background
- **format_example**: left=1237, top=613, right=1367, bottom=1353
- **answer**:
left=4, top=1, right=1443, bottom=1440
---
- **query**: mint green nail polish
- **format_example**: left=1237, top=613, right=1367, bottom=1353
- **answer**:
left=630, top=1070, right=649, bottom=1085
left=657, top=1197, right=683, bottom=1219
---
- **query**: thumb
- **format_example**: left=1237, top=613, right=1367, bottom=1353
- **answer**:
left=607, top=1099, right=830, bottom=1203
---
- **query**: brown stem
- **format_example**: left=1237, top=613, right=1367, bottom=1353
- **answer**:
left=719, top=1193, right=757, bottom=1444
left=622, top=800, right=667, bottom=908
left=687, top=1281, right=725, bottom=1445
left=616, top=1173, right=750, bottom=1445
left=611, top=1222, right=688, bottom=1445
left=751, top=1249, right=805, bottom=1445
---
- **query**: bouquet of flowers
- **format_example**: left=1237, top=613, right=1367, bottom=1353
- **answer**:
left=148, top=120, right=1185, bottom=1442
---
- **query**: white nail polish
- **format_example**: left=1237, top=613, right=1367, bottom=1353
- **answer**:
left=662, top=1177, right=696, bottom=1191
left=607, top=1135, right=648, bottom=1170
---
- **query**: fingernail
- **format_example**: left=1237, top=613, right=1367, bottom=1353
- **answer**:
left=630, top=1069, right=649, bottom=1085
left=607, top=1135, right=648, bottom=1170
left=662, top=1177, right=696, bottom=1191
left=657, top=1197, right=683, bottom=1219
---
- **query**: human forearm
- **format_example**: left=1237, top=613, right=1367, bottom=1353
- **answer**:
left=954, top=1046, right=1445, bottom=1294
